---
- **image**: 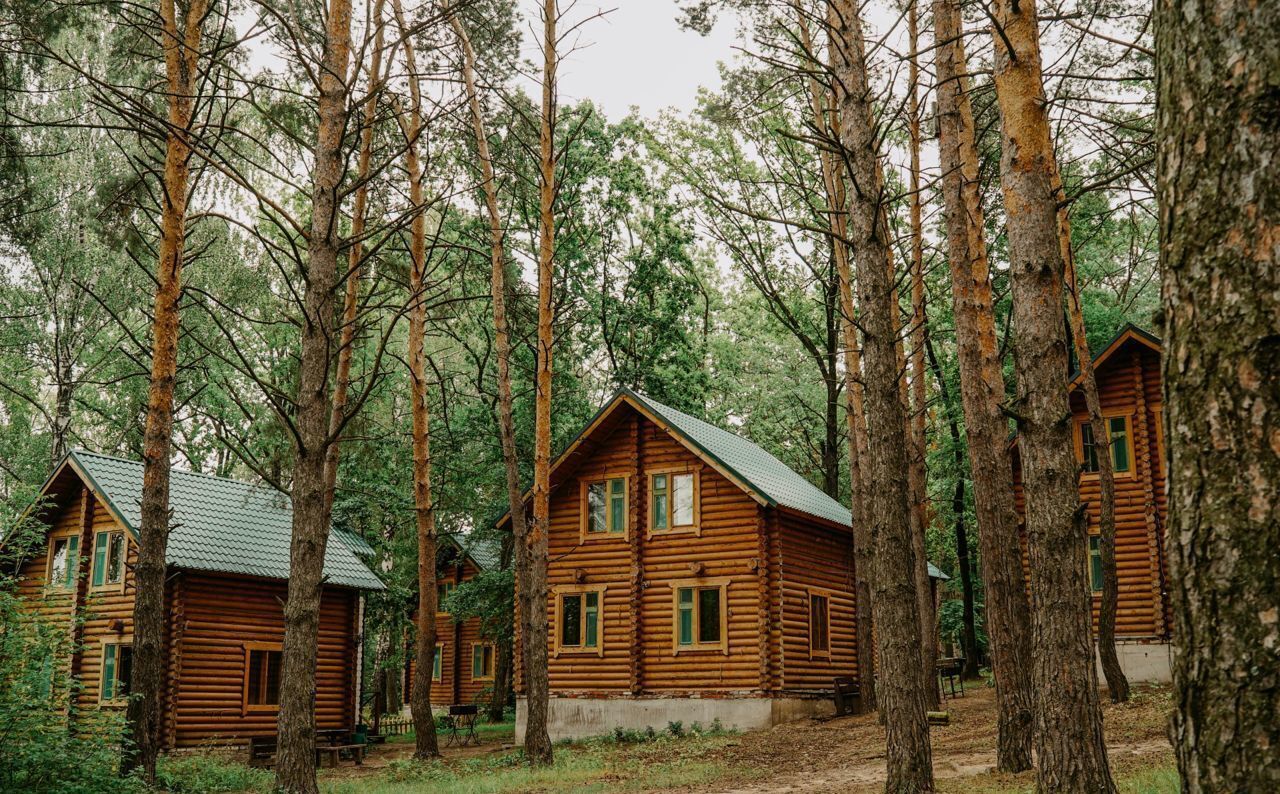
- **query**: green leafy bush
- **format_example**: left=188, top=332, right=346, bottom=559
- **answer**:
left=153, top=754, right=273, bottom=793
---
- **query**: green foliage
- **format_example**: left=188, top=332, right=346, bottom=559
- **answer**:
left=152, top=754, right=273, bottom=793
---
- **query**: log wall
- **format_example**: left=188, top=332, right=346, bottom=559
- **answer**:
left=406, top=558, right=493, bottom=707
left=776, top=510, right=859, bottom=690
left=1012, top=336, right=1171, bottom=639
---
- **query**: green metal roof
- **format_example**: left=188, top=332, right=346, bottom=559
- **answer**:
left=68, top=450, right=384, bottom=590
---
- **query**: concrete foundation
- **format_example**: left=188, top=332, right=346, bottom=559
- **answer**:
left=1097, top=641, right=1172, bottom=683
left=515, top=694, right=832, bottom=742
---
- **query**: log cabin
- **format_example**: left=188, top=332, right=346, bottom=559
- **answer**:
left=6, top=450, right=384, bottom=749
left=502, top=388, right=945, bottom=741
left=1011, top=324, right=1172, bottom=681
left=403, top=534, right=503, bottom=708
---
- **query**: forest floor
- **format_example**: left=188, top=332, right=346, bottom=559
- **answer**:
left=307, top=683, right=1176, bottom=793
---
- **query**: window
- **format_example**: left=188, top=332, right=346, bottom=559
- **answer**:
left=100, top=642, right=132, bottom=702
left=243, top=644, right=282, bottom=709
left=91, top=530, right=126, bottom=588
left=47, top=535, right=79, bottom=590
left=437, top=581, right=455, bottom=613
left=554, top=585, right=605, bottom=656
left=1080, top=416, right=1131, bottom=474
left=809, top=592, right=831, bottom=656
left=432, top=644, right=443, bottom=682
left=672, top=579, right=729, bottom=654
left=649, top=470, right=699, bottom=534
left=583, top=476, right=627, bottom=537
left=1089, top=536, right=1104, bottom=593
left=471, top=643, right=495, bottom=681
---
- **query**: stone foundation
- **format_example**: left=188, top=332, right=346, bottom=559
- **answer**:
left=1097, top=640, right=1172, bottom=683
left=515, top=694, right=832, bottom=742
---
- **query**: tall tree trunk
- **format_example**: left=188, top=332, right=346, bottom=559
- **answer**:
left=275, top=0, right=353, bottom=788
left=394, top=1, right=440, bottom=758
left=488, top=534, right=515, bottom=723
left=323, top=0, right=386, bottom=519
left=1062, top=252, right=1128, bottom=703
left=989, top=0, right=1114, bottom=788
left=123, top=0, right=207, bottom=780
left=798, top=3, right=875, bottom=711
left=832, top=1, right=933, bottom=788
left=905, top=0, right=938, bottom=711
left=1156, top=0, right=1280, bottom=788
left=932, top=0, right=1035, bottom=771
left=924, top=341, right=980, bottom=679
left=447, top=1, right=523, bottom=732
left=522, top=0, right=557, bottom=766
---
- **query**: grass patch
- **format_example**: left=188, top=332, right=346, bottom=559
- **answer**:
left=386, top=718, right=517, bottom=745
left=152, top=754, right=273, bottom=793
left=942, top=763, right=1179, bottom=794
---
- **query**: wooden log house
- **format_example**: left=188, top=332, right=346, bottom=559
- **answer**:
left=403, top=534, right=503, bottom=708
left=502, top=389, right=945, bottom=741
left=1011, top=324, right=1173, bottom=680
left=7, top=450, right=385, bottom=749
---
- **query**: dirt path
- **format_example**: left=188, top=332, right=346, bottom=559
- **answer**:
left=669, top=684, right=1174, bottom=794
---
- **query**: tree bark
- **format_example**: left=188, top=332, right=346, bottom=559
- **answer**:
left=323, top=0, right=386, bottom=520
left=447, top=1, right=522, bottom=732
left=989, top=0, right=1115, bottom=788
left=488, top=534, right=515, bottom=723
left=1062, top=252, right=1129, bottom=703
left=1156, top=0, right=1280, bottom=788
left=800, top=2, right=875, bottom=712
left=275, top=0, right=352, bottom=788
left=932, top=0, right=1035, bottom=771
left=522, top=0, right=557, bottom=767
left=832, top=1, right=933, bottom=788
left=394, top=0, right=440, bottom=758
left=122, top=0, right=207, bottom=781
left=905, top=0, right=938, bottom=711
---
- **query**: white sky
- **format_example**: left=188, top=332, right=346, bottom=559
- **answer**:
left=514, top=1, right=741, bottom=120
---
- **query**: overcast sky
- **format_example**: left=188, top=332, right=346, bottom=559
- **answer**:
left=514, top=1, right=741, bottom=120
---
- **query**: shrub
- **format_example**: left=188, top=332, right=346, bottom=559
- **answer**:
left=153, top=754, right=273, bottom=793
left=666, top=720, right=684, bottom=737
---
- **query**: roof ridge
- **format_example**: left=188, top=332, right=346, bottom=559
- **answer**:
left=73, top=448, right=284, bottom=496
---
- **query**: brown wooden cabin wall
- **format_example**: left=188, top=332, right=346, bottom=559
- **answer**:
left=405, top=558, right=492, bottom=707
left=776, top=510, right=859, bottom=691
left=1011, top=338, right=1170, bottom=639
left=16, top=486, right=138, bottom=713
left=533, top=411, right=767, bottom=696
left=170, top=572, right=358, bottom=747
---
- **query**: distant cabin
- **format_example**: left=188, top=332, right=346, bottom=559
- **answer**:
left=501, top=389, right=945, bottom=741
left=1011, top=325, right=1172, bottom=681
left=404, top=534, right=503, bottom=707
left=6, top=450, right=384, bottom=749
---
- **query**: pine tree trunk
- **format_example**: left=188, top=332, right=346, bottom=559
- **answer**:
left=448, top=2, right=523, bottom=733
left=394, top=3, right=441, bottom=757
left=1156, top=0, right=1280, bottom=788
left=989, top=0, right=1115, bottom=788
left=833, top=2, right=933, bottom=787
left=1062, top=254, right=1129, bottom=703
left=522, top=0, right=557, bottom=766
left=123, top=0, right=207, bottom=780
left=932, top=0, right=1035, bottom=771
left=323, top=0, right=386, bottom=519
left=905, top=1, right=938, bottom=711
left=275, top=0, right=352, bottom=789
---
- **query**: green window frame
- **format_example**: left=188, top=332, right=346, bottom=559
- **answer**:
left=91, top=530, right=125, bottom=588
left=674, top=582, right=726, bottom=652
left=432, top=644, right=443, bottom=682
left=649, top=470, right=697, bottom=533
left=100, top=642, right=132, bottom=702
left=1081, top=417, right=1132, bottom=474
left=1089, top=536, right=1104, bottom=593
left=47, top=535, right=79, bottom=590
left=471, top=643, right=494, bottom=681
left=585, top=477, right=627, bottom=535
left=437, top=581, right=455, bottom=613
left=559, top=590, right=600, bottom=650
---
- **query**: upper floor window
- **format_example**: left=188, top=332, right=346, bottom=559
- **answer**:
left=583, top=476, right=627, bottom=537
left=243, top=644, right=282, bottom=710
left=100, top=641, right=132, bottom=703
left=47, top=535, right=79, bottom=590
left=437, top=581, right=455, bottom=613
left=91, top=530, right=125, bottom=589
left=649, top=470, right=698, bottom=534
left=1089, top=536, right=1104, bottom=593
left=1080, top=416, right=1132, bottom=475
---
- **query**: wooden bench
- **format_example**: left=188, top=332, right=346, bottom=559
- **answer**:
left=315, top=743, right=365, bottom=768
left=832, top=676, right=860, bottom=717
